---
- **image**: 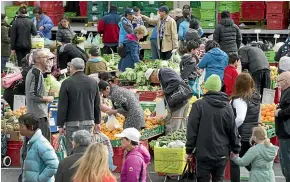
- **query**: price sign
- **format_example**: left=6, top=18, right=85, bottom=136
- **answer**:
left=274, top=34, right=280, bottom=38
left=254, top=29, right=261, bottom=33
left=262, top=88, right=275, bottom=104
left=81, top=29, right=87, bottom=35
left=49, top=118, right=55, bottom=126
left=13, top=95, right=26, bottom=111
left=5, top=62, right=14, bottom=68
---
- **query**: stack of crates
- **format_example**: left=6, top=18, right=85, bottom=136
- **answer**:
left=88, top=1, right=106, bottom=22
left=40, top=1, right=64, bottom=25
left=5, top=6, right=21, bottom=24
left=79, top=2, right=88, bottom=17
left=241, top=2, right=265, bottom=21
left=191, top=1, right=216, bottom=29
left=266, top=1, right=289, bottom=30
left=133, top=1, right=159, bottom=17
left=218, top=1, right=240, bottom=25
left=110, top=1, right=133, bottom=15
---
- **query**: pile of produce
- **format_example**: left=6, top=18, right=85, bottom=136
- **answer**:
left=149, top=128, right=186, bottom=149
left=261, top=103, right=276, bottom=122
left=103, top=54, right=121, bottom=71
left=118, top=60, right=179, bottom=86
left=188, top=96, right=199, bottom=115
left=1, top=107, right=26, bottom=131
left=136, top=86, right=160, bottom=91
left=270, top=66, right=278, bottom=81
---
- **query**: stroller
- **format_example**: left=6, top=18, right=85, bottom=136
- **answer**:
left=1, top=100, right=11, bottom=167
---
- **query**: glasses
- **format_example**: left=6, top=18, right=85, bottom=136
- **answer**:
left=277, top=79, right=285, bottom=83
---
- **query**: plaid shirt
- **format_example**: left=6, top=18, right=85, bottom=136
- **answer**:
left=159, top=19, right=166, bottom=39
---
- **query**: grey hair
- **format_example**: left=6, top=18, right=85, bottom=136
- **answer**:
left=72, top=130, right=92, bottom=146
left=32, top=49, right=46, bottom=61
left=71, top=58, right=85, bottom=71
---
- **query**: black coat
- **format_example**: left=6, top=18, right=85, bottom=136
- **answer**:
left=55, top=146, right=87, bottom=182
left=238, top=46, right=270, bottom=74
left=276, top=87, right=290, bottom=139
left=57, top=43, right=89, bottom=69
left=186, top=91, right=241, bottom=160
left=232, top=92, right=260, bottom=142
left=11, top=15, right=37, bottom=50
left=213, top=18, right=242, bottom=54
left=57, top=72, right=101, bottom=127
left=180, top=53, right=198, bottom=81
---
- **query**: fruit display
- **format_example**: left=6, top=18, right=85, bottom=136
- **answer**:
left=270, top=66, right=278, bottom=81
left=1, top=107, right=26, bottom=131
left=259, top=122, right=274, bottom=130
left=101, top=113, right=125, bottom=140
left=261, top=103, right=276, bottom=122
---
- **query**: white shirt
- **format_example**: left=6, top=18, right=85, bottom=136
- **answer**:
left=232, top=98, right=248, bottom=127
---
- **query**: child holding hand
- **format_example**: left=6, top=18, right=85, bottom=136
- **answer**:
left=231, top=126, right=279, bottom=182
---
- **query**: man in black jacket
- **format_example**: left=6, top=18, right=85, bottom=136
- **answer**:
left=238, top=46, right=270, bottom=97
left=275, top=71, right=290, bottom=181
left=213, top=11, right=242, bottom=54
left=57, top=58, right=101, bottom=154
left=11, top=6, right=37, bottom=66
left=145, top=68, right=190, bottom=134
left=55, top=130, right=91, bottom=182
left=186, top=74, right=240, bottom=182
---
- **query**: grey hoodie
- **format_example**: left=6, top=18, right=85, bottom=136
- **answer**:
left=180, top=53, right=198, bottom=81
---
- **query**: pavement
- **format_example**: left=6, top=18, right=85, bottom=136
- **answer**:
left=1, top=163, right=286, bottom=182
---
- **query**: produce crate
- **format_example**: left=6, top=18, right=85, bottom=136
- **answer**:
left=265, top=50, right=275, bottom=63
left=266, top=2, right=289, bottom=14
left=191, top=8, right=201, bottom=19
left=266, top=14, right=289, bottom=30
left=141, top=125, right=165, bottom=140
left=111, top=139, right=122, bottom=147
left=88, top=13, right=103, bottom=22
left=137, top=91, right=157, bottom=102
left=140, top=101, right=156, bottom=112
left=80, top=4, right=88, bottom=16
left=64, top=12, right=77, bottom=17
left=267, top=128, right=276, bottom=138
left=154, top=147, right=186, bottom=174
left=241, top=5, right=265, bottom=21
left=270, top=80, right=277, bottom=89
left=7, top=141, right=23, bottom=166
left=88, top=2, right=107, bottom=14
left=190, top=1, right=201, bottom=8
left=5, top=6, right=20, bottom=17
left=218, top=2, right=240, bottom=13
left=200, top=20, right=216, bottom=29
left=112, top=146, right=125, bottom=173
left=199, top=9, right=216, bottom=20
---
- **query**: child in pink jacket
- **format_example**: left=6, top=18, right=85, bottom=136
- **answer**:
left=116, top=128, right=151, bottom=182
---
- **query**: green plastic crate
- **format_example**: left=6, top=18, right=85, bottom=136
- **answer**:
left=5, top=5, right=20, bottom=15
left=88, top=2, right=107, bottom=14
left=200, top=9, right=216, bottom=20
left=64, top=12, right=77, bottom=17
left=218, top=5, right=240, bottom=13
left=140, top=101, right=156, bottom=112
left=88, top=13, right=103, bottom=22
left=265, top=50, right=275, bottom=63
left=192, top=8, right=201, bottom=19
left=190, top=1, right=201, bottom=8
left=267, top=128, right=276, bottom=139
left=200, top=1, right=216, bottom=10
left=200, top=20, right=216, bottom=29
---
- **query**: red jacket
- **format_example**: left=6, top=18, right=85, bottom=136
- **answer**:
left=97, top=11, right=120, bottom=44
left=224, top=65, right=238, bottom=96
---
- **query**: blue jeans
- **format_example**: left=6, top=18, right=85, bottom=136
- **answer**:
left=1, top=56, right=9, bottom=71
left=150, top=39, right=160, bottom=60
left=279, top=139, right=290, bottom=182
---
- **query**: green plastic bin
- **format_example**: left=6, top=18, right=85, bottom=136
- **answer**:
left=200, top=9, right=216, bottom=20
left=200, top=20, right=216, bottom=29
left=140, top=101, right=156, bottom=112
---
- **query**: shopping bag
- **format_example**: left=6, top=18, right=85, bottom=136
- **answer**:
left=92, top=34, right=101, bottom=47
left=178, top=161, right=196, bottom=182
left=189, top=78, right=203, bottom=98
left=106, top=115, right=120, bottom=131
left=1, top=71, right=23, bottom=89
left=167, top=81, right=192, bottom=108
left=31, top=32, right=44, bottom=49
left=85, top=32, right=93, bottom=47
left=55, top=135, right=67, bottom=161
left=156, top=97, right=167, bottom=118
left=171, top=50, right=181, bottom=63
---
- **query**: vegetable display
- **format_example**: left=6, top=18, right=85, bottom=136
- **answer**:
left=103, top=54, right=121, bottom=71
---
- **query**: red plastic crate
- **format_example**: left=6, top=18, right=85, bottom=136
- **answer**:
left=137, top=91, right=157, bottom=101
left=80, top=5, right=88, bottom=17
left=113, top=146, right=125, bottom=156
left=7, top=141, right=23, bottom=166
left=113, top=147, right=125, bottom=173
left=40, top=2, right=55, bottom=12
left=79, top=2, right=88, bottom=6
left=218, top=13, right=240, bottom=25
left=266, top=2, right=289, bottom=15
left=267, top=14, right=288, bottom=30
left=242, top=6, right=265, bottom=21
left=241, top=2, right=265, bottom=8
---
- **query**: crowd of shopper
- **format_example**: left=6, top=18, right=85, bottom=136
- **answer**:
left=1, top=3, right=290, bottom=182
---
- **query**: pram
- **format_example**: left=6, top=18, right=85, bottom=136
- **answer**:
left=1, top=100, right=11, bottom=167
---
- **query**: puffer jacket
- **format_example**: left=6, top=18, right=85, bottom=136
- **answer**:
left=232, top=92, right=260, bottom=142
left=11, top=14, right=38, bottom=50
left=198, top=48, right=229, bottom=81
left=110, top=84, right=145, bottom=130
left=32, top=14, right=54, bottom=39
left=238, top=46, right=270, bottom=74
left=121, top=145, right=151, bottom=182
left=118, top=17, right=133, bottom=44
left=56, top=24, right=76, bottom=43
left=213, top=18, right=242, bottom=54
left=1, top=21, right=11, bottom=56
left=185, top=28, right=201, bottom=43
left=275, top=37, right=290, bottom=62
left=118, top=34, right=140, bottom=72
left=180, top=53, right=198, bottom=81
left=20, top=129, right=59, bottom=182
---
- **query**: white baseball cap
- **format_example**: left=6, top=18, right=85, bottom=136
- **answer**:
left=115, top=128, right=141, bottom=142
left=145, top=68, right=154, bottom=80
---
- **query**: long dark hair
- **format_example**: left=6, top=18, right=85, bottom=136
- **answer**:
left=231, top=72, right=256, bottom=100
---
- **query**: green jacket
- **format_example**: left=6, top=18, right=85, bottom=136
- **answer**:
left=1, top=21, right=11, bottom=56
left=232, top=143, right=279, bottom=182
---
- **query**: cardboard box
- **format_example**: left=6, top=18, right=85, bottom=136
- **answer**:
left=6, top=131, right=22, bottom=141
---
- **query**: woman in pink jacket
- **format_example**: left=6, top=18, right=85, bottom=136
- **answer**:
left=116, top=128, right=151, bottom=182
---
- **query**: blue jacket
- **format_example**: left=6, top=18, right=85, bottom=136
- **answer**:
left=178, top=20, right=204, bottom=41
left=20, top=129, right=59, bottom=182
left=118, top=17, right=133, bottom=44
left=150, top=26, right=158, bottom=40
left=32, top=15, right=54, bottom=39
left=118, top=34, right=140, bottom=72
left=198, top=48, right=228, bottom=81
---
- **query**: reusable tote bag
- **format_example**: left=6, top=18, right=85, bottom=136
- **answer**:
left=55, top=135, right=67, bottom=161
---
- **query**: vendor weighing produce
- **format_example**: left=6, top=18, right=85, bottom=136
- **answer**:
left=98, top=80, right=145, bottom=130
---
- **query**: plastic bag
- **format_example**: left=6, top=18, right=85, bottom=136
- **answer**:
left=106, top=115, right=120, bottom=131
left=171, top=50, right=181, bottom=63
left=55, top=135, right=67, bottom=161
left=189, top=78, right=203, bottom=98
left=156, top=97, right=167, bottom=118
left=92, top=34, right=102, bottom=47
left=85, top=32, right=93, bottom=47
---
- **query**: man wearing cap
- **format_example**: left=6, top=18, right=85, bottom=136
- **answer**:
left=57, top=58, right=101, bottom=155
left=142, top=5, right=178, bottom=60
left=186, top=74, right=240, bottom=181
left=118, top=8, right=135, bottom=44
left=115, top=128, right=151, bottom=182
left=145, top=68, right=190, bottom=134
left=98, top=6, right=121, bottom=54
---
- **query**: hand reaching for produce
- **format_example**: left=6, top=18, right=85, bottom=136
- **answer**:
left=106, top=109, right=118, bottom=116
left=275, top=109, right=280, bottom=117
